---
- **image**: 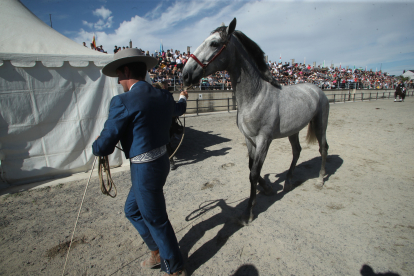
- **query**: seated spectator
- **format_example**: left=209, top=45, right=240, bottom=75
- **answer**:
left=176, top=56, right=183, bottom=69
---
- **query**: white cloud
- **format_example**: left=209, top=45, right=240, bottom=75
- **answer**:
left=82, top=6, right=113, bottom=31
left=94, top=16, right=113, bottom=30
left=82, top=20, right=93, bottom=28
left=93, top=6, right=112, bottom=20
left=145, top=2, right=164, bottom=19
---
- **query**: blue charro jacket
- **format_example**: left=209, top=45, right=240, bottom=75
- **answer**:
left=92, top=81, right=186, bottom=159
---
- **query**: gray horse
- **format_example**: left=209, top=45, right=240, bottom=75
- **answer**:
left=183, top=18, right=329, bottom=224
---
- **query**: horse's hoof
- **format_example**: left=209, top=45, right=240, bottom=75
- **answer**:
left=314, top=178, right=324, bottom=189
left=238, top=212, right=253, bottom=226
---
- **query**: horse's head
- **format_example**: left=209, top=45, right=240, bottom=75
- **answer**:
left=183, top=18, right=237, bottom=88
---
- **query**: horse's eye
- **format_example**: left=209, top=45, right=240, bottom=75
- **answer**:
left=210, top=41, right=219, bottom=48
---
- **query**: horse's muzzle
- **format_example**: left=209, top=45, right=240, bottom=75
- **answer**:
left=183, top=72, right=192, bottom=87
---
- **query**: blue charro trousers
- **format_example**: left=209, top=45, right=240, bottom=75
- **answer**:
left=124, top=154, right=183, bottom=274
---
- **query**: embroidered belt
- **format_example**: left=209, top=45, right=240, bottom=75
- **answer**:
left=130, top=145, right=167, bottom=164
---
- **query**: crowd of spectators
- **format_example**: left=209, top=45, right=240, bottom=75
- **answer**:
left=267, top=61, right=412, bottom=90
left=84, top=42, right=412, bottom=91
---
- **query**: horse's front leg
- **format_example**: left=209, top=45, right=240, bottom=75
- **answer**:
left=241, top=138, right=271, bottom=225
left=249, top=158, right=272, bottom=195
left=246, top=139, right=272, bottom=195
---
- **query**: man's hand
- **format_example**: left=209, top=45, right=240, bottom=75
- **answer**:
left=180, top=90, right=189, bottom=99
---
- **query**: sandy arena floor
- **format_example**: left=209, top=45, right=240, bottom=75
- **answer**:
left=1, top=96, right=413, bottom=276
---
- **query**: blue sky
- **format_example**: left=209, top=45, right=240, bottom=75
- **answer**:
left=21, top=0, right=414, bottom=76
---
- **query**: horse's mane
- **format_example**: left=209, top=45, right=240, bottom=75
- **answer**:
left=212, top=26, right=282, bottom=89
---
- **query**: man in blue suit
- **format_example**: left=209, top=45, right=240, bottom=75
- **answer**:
left=92, top=48, right=188, bottom=276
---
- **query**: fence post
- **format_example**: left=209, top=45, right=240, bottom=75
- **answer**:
left=227, top=97, right=230, bottom=112
left=333, top=94, right=335, bottom=103
left=196, top=98, right=199, bottom=115
left=353, top=93, right=355, bottom=102
left=369, top=93, right=371, bottom=101
left=362, top=93, right=364, bottom=101
left=376, top=92, right=378, bottom=100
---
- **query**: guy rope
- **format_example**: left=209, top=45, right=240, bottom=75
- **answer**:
left=61, top=156, right=97, bottom=276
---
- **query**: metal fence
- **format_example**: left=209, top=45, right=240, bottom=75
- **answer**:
left=186, top=97, right=237, bottom=115
left=182, top=90, right=413, bottom=115
left=328, top=90, right=413, bottom=103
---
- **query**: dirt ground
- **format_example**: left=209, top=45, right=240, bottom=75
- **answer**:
left=1, top=96, right=413, bottom=276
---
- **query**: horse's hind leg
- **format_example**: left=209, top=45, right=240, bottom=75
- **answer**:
left=285, top=133, right=301, bottom=192
left=314, top=110, right=329, bottom=186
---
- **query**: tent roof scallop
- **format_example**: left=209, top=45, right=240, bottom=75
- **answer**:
left=0, top=0, right=112, bottom=67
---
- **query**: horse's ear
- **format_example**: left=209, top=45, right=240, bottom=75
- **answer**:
left=226, top=18, right=236, bottom=36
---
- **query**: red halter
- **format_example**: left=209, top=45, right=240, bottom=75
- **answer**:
left=189, top=44, right=227, bottom=73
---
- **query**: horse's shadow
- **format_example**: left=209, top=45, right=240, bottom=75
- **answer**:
left=173, top=126, right=232, bottom=166
left=273, top=153, right=342, bottom=187
left=178, top=155, right=343, bottom=275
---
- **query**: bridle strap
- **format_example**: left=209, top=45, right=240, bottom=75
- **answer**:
left=189, top=53, right=207, bottom=69
left=189, top=44, right=227, bottom=71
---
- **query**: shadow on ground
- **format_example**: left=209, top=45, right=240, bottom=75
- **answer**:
left=178, top=155, right=343, bottom=275
left=231, top=264, right=259, bottom=276
left=272, top=153, right=343, bottom=188
left=173, top=126, right=232, bottom=166
left=360, top=264, right=400, bottom=276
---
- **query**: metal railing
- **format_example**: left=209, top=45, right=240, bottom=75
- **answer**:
left=334, top=82, right=393, bottom=90
left=328, top=90, right=413, bottom=103
left=186, top=97, right=237, bottom=115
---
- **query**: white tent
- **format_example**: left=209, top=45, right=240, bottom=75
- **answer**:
left=0, top=0, right=125, bottom=188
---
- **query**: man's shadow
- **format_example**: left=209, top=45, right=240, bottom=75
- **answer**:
left=178, top=155, right=343, bottom=275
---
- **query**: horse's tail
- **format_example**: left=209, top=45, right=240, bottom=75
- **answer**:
left=306, top=120, right=317, bottom=144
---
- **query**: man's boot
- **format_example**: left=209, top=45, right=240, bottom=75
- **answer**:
left=140, top=249, right=160, bottom=269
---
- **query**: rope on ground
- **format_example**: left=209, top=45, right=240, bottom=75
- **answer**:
left=62, top=156, right=97, bottom=276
